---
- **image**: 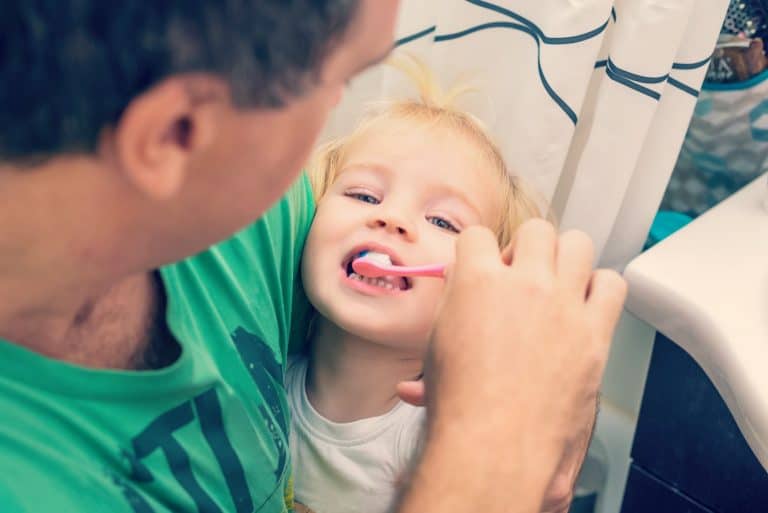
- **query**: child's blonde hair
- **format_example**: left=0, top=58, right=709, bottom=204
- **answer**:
left=307, top=54, right=546, bottom=248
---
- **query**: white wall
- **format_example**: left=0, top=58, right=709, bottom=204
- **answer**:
left=591, top=312, right=656, bottom=513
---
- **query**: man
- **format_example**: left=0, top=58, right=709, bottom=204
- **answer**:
left=0, top=1, right=626, bottom=512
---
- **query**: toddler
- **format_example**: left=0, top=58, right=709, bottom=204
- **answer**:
left=288, top=58, right=545, bottom=513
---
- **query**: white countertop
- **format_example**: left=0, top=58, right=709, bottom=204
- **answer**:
left=624, top=173, right=768, bottom=471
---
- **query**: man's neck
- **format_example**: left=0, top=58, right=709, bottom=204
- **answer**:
left=0, top=270, right=173, bottom=370
left=0, top=159, right=177, bottom=370
left=306, top=319, right=423, bottom=423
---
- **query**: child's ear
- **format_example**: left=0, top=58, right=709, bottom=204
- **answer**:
left=110, top=77, right=219, bottom=200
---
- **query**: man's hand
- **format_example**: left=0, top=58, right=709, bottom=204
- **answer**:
left=399, top=220, right=626, bottom=513
left=396, top=380, right=426, bottom=407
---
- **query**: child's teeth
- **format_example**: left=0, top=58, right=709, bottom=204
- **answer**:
left=361, top=251, right=392, bottom=266
left=349, top=271, right=399, bottom=290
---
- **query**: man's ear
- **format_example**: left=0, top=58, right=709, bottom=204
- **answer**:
left=111, top=77, right=219, bottom=200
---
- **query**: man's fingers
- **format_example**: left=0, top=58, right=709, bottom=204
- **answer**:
left=556, top=230, right=594, bottom=296
left=586, top=269, right=628, bottom=340
left=501, top=241, right=514, bottom=266
left=508, top=219, right=557, bottom=274
left=397, top=380, right=426, bottom=407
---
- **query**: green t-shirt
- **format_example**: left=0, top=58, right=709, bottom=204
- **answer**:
left=0, top=175, right=315, bottom=512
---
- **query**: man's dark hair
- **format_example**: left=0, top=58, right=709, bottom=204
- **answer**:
left=0, top=1, right=360, bottom=162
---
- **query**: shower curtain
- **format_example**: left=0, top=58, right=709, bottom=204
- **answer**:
left=321, top=0, right=731, bottom=269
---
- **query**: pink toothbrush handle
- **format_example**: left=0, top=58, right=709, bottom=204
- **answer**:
left=352, top=259, right=446, bottom=278
left=392, top=264, right=446, bottom=278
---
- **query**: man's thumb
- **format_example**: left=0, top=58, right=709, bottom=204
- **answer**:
left=396, top=380, right=426, bottom=407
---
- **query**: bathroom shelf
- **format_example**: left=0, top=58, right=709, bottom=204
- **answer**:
left=624, top=173, right=768, bottom=470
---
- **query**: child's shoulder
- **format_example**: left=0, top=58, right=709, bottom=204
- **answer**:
left=396, top=401, right=426, bottom=436
left=284, top=354, right=310, bottom=409
left=394, top=401, right=427, bottom=471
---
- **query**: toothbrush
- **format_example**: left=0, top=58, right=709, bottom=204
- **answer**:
left=352, top=251, right=446, bottom=279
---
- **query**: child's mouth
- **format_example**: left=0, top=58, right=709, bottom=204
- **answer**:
left=341, top=255, right=411, bottom=291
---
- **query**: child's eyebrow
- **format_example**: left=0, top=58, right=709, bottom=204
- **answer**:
left=430, top=184, right=483, bottom=219
left=340, top=161, right=393, bottom=176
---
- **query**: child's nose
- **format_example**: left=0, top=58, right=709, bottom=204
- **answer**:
left=368, top=214, right=416, bottom=240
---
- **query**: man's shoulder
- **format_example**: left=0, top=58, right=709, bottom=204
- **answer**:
left=160, top=173, right=314, bottom=347
left=151, top=175, right=314, bottom=445
left=231, top=172, right=315, bottom=261
left=167, top=174, right=312, bottom=300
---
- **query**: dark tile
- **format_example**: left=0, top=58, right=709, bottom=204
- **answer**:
left=622, top=464, right=714, bottom=513
left=629, top=334, right=768, bottom=512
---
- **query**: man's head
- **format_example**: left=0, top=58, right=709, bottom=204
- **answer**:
left=0, top=0, right=399, bottom=274
left=1, top=1, right=376, bottom=161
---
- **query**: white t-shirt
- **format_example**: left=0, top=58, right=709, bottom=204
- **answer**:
left=286, top=357, right=426, bottom=513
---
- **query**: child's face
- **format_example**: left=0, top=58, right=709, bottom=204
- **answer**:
left=302, top=119, right=502, bottom=349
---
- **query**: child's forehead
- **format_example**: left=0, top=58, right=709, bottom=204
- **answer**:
left=337, top=122, right=503, bottom=214
left=340, top=136, right=481, bottom=186
left=344, top=116, right=487, bottom=164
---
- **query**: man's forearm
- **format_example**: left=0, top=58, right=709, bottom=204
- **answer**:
left=540, top=396, right=600, bottom=513
left=396, top=419, right=558, bottom=513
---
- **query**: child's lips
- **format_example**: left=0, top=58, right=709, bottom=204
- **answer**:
left=338, top=266, right=409, bottom=295
left=342, top=259, right=413, bottom=291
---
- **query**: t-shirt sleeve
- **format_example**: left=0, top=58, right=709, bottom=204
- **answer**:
left=239, top=172, right=316, bottom=357
left=284, top=174, right=316, bottom=355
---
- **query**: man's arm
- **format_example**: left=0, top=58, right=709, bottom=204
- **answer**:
left=395, top=392, right=598, bottom=513
left=539, top=397, right=600, bottom=513
left=396, top=376, right=599, bottom=512
left=396, top=221, right=626, bottom=513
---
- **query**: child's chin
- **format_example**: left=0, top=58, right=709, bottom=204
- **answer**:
left=347, top=321, right=428, bottom=348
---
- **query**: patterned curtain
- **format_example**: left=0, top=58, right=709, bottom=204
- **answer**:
left=321, top=0, right=730, bottom=268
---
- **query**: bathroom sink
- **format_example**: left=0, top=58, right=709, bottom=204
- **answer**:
left=624, top=173, right=768, bottom=470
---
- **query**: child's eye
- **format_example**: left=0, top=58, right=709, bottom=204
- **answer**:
left=427, top=216, right=460, bottom=233
left=345, top=191, right=380, bottom=205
